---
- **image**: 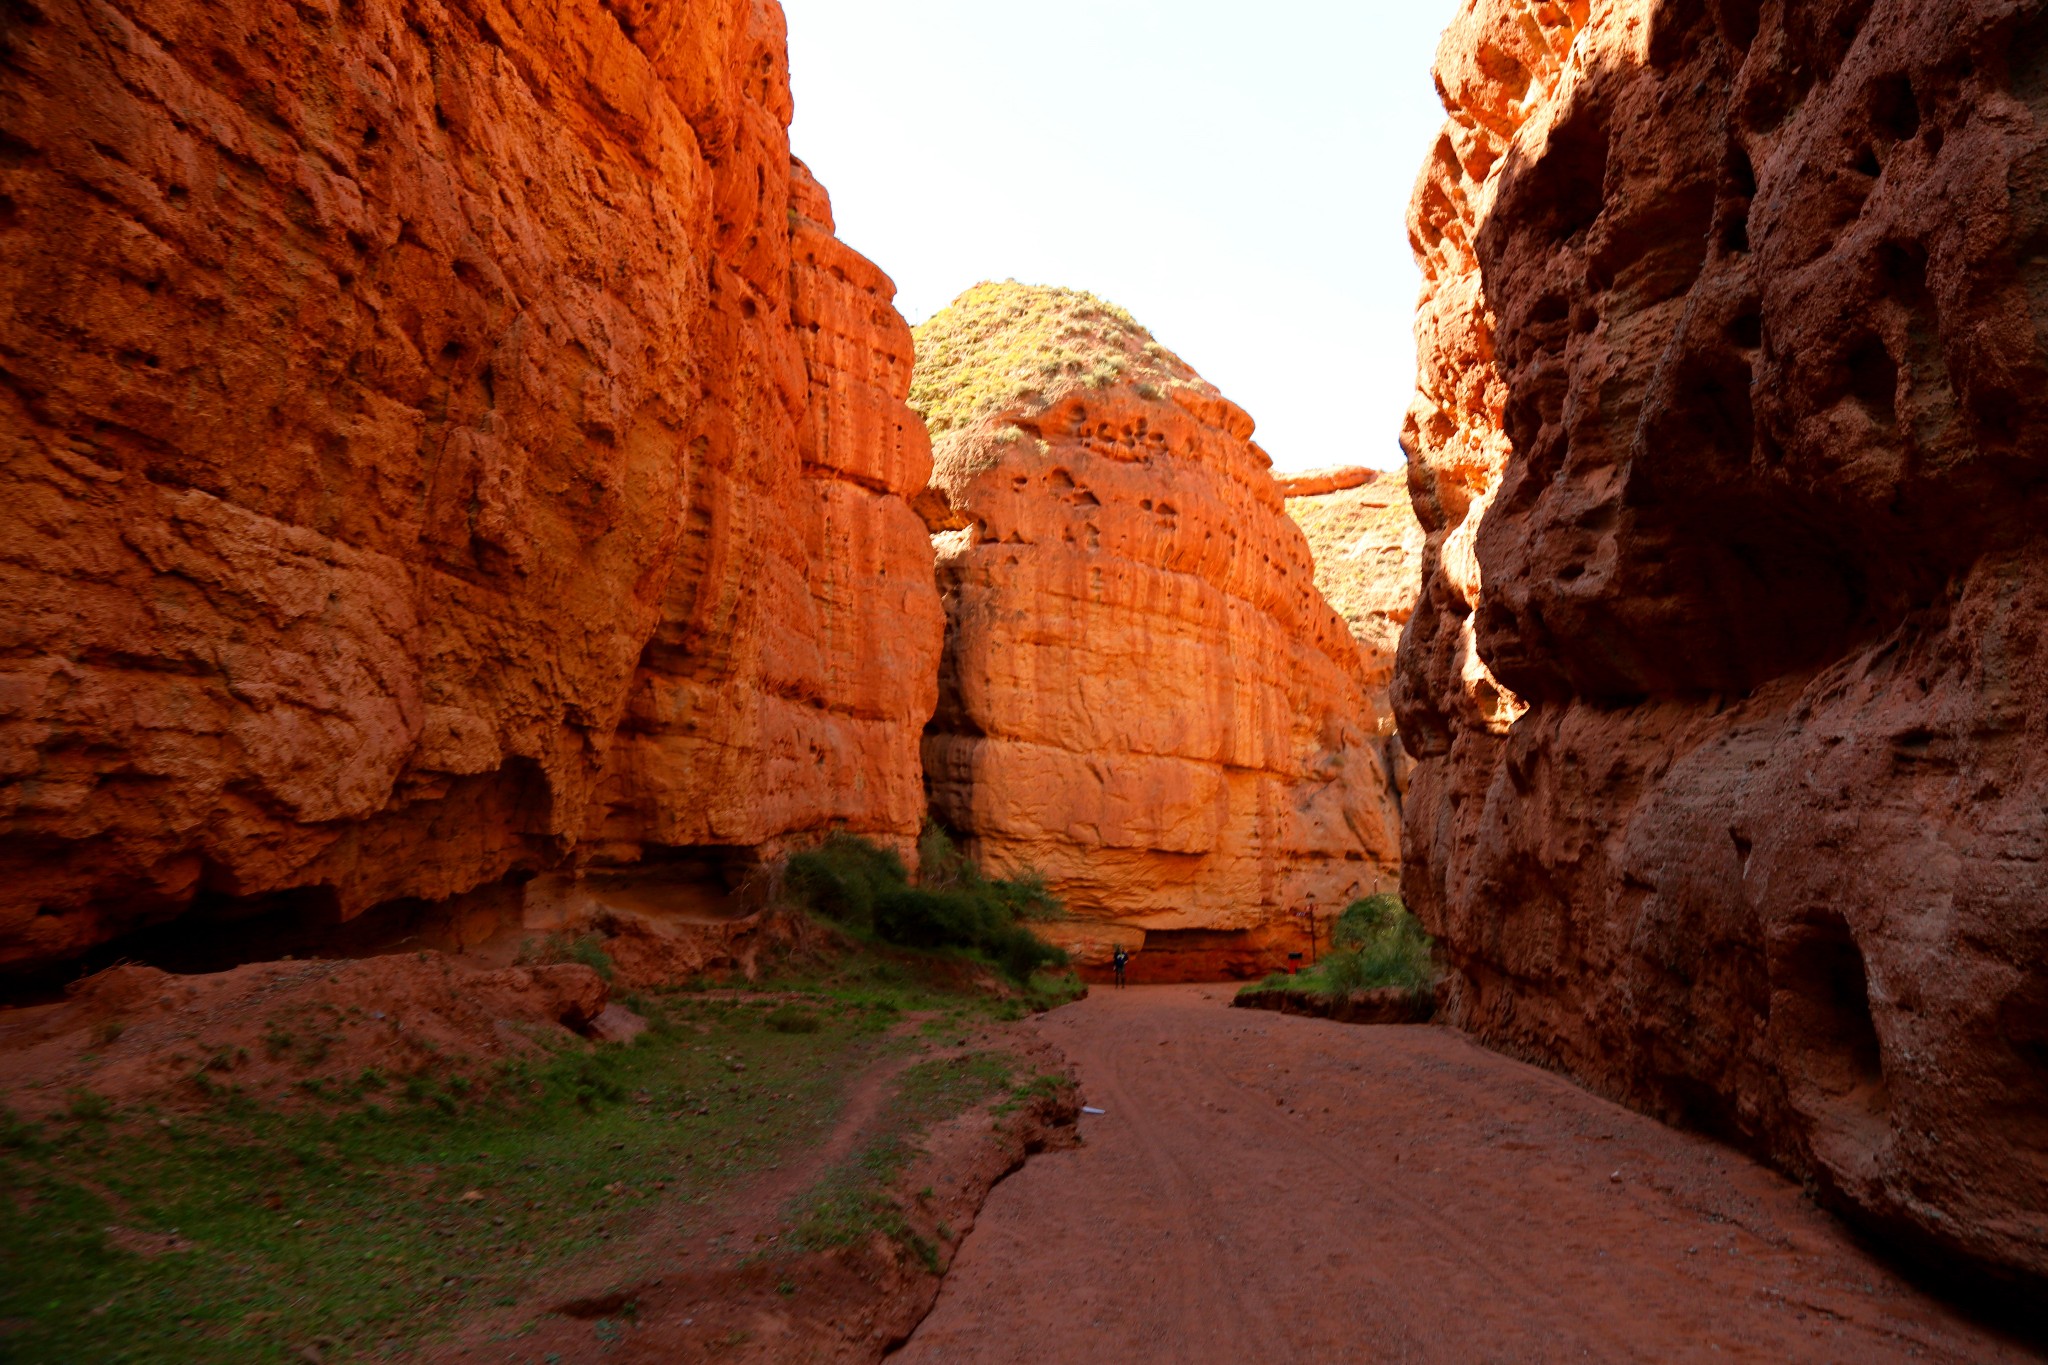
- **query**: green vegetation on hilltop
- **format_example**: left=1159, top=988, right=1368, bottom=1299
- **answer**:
left=1243, top=893, right=1439, bottom=1002
left=909, top=280, right=1210, bottom=440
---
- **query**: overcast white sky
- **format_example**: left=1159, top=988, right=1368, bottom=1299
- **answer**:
left=780, top=1, right=1464, bottom=472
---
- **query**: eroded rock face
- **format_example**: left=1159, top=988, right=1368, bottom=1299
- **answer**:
left=914, top=285, right=1402, bottom=978
left=1403, top=0, right=2048, bottom=1288
left=0, top=0, right=939, bottom=972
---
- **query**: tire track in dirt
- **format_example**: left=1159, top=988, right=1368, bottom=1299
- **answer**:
left=893, top=985, right=2038, bottom=1364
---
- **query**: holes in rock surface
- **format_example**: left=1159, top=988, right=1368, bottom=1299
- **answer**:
left=1714, top=0, right=1762, bottom=51
left=1846, top=338, right=1899, bottom=423
left=1729, top=828, right=1754, bottom=869
left=1538, top=102, right=1611, bottom=245
left=739, top=297, right=758, bottom=319
left=1649, top=0, right=1711, bottom=70
left=1778, top=912, right=1888, bottom=1114
left=1728, top=144, right=1758, bottom=199
left=1728, top=309, right=1763, bottom=350
left=1852, top=144, right=1881, bottom=178
left=2007, top=5, right=2048, bottom=110
left=1719, top=145, right=1758, bottom=253
left=1870, top=74, right=1920, bottom=142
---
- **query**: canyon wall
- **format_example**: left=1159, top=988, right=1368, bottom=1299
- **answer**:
left=0, top=0, right=941, bottom=974
left=914, top=284, right=1402, bottom=979
left=1282, top=466, right=1422, bottom=778
left=1403, top=0, right=2047, bottom=1290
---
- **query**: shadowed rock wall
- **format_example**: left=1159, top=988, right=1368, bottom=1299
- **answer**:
left=1403, top=0, right=2047, bottom=1289
left=0, top=0, right=940, bottom=972
left=915, top=285, right=1402, bottom=978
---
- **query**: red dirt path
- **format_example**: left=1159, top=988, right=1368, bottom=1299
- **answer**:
left=894, top=985, right=2036, bottom=1364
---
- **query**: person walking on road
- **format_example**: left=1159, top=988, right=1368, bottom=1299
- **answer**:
left=1111, top=945, right=1129, bottom=989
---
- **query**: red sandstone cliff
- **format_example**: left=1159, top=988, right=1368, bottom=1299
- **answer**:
left=913, top=284, right=1402, bottom=977
left=1403, top=0, right=2048, bottom=1291
left=1282, top=466, right=1424, bottom=705
left=0, top=0, right=940, bottom=972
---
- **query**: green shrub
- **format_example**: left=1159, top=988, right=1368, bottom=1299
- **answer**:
left=1251, top=895, right=1437, bottom=1003
left=1332, top=893, right=1403, bottom=952
left=783, top=829, right=1068, bottom=984
left=784, top=833, right=910, bottom=936
left=65, top=1090, right=113, bottom=1124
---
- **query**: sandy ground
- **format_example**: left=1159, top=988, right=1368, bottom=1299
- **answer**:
left=894, top=985, right=2037, bottom=1364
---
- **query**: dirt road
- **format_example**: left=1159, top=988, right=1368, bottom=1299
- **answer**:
left=895, top=985, right=2034, bottom=1364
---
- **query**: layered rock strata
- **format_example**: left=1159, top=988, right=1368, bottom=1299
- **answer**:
left=913, top=284, right=1402, bottom=978
left=0, top=0, right=940, bottom=974
left=1402, top=0, right=2048, bottom=1290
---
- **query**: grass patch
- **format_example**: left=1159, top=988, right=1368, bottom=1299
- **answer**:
left=1242, top=894, right=1438, bottom=1002
left=785, top=1051, right=1016, bottom=1267
left=0, top=947, right=1046, bottom=1365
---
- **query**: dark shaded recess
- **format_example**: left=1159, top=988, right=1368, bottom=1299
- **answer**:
left=1781, top=0, right=1876, bottom=75
left=1737, top=41, right=1817, bottom=133
left=1489, top=95, right=1610, bottom=251
left=0, top=873, right=527, bottom=1006
left=1128, top=929, right=1271, bottom=983
left=1776, top=911, right=1887, bottom=1112
left=1483, top=490, right=1872, bottom=702
left=1648, top=0, right=1713, bottom=71
left=1717, top=143, right=1756, bottom=253
left=1846, top=336, right=1899, bottom=423
left=1711, top=0, right=1761, bottom=53
left=1773, top=921, right=2048, bottom=1342
left=1869, top=73, right=1920, bottom=142
left=2003, top=2, right=2048, bottom=111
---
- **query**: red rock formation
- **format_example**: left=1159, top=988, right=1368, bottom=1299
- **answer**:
left=913, top=284, right=1402, bottom=980
left=1283, top=466, right=1424, bottom=703
left=0, top=0, right=940, bottom=974
left=1403, top=0, right=2048, bottom=1293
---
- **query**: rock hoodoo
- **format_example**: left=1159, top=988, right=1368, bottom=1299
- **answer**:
left=1403, top=0, right=2048, bottom=1290
left=912, top=284, right=1402, bottom=979
left=0, top=0, right=941, bottom=974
